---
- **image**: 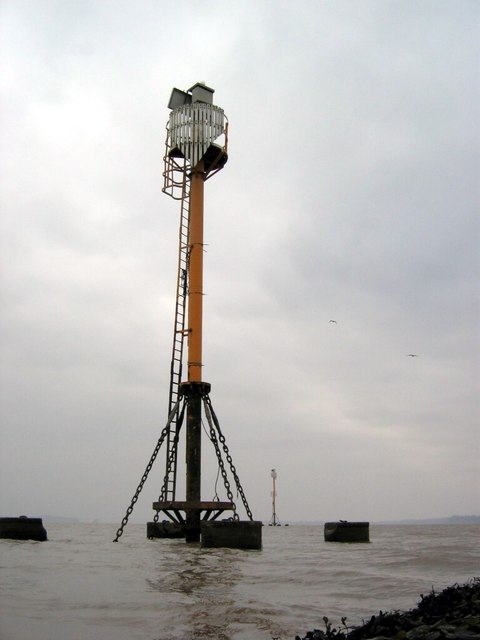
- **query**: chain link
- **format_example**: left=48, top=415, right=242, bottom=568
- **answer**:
left=113, top=400, right=181, bottom=542
left=203, top=395, right=254, bottom=521
left=202, top=397, right=238, bottom=520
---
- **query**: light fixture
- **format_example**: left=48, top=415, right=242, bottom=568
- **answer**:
left=167, top=87, right=191, bottom=110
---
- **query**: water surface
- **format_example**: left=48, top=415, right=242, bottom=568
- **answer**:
left=1, top=523, right=478, bottom=639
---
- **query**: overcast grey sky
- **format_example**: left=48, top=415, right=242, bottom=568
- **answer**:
left=1, top=0, right=478, bottom=525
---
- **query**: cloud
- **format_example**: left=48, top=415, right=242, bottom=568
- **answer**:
left=0, top=1, right=478, bottom=524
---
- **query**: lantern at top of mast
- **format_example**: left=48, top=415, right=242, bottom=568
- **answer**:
left=163, top=82, right=228, bottom=193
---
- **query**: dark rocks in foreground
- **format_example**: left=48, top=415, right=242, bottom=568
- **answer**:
left=296, top=579, right=480, bottom=640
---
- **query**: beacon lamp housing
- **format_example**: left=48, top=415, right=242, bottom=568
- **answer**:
left=167, top=83, right=215, bottom=110
left=167, top=88, right=191, bottom=110
left=189, top=82, right=214, bottom=105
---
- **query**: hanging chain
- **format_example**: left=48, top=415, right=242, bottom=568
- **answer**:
left=202, top=396, right=238, bottom=521
left=154, top=401, right=186, bottom=522
left=113, top=399, right=181, bottom=542
left=203, top=395, right=254, bottom=521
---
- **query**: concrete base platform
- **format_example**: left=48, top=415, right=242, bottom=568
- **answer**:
left=0, top=516, right=47, bottom=541
left=147, top=521, right=185, bottom=539
left=201, top=520, right=262, bottom=549
left=324, top=521, right=369, bottom=542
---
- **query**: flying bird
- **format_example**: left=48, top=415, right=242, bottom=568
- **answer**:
left=329, top=320, right=337, bottom=324
left=407, top=354, right=418, bottom=357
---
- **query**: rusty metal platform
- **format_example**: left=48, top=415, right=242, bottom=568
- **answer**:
left=152, top=500, right=234, bottom=525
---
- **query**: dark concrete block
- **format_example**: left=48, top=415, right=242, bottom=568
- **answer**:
left=147, top=521, right=185, bottom=539
left=0, top=517, right=47, bottom=541
left=201, top=520, right=262, bottom=549
left=324, top=521, right=370, bottom=542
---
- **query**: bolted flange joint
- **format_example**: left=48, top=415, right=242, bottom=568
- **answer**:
left=180, top=381, right=211, bottom=398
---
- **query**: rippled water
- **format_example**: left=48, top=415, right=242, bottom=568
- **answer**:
left=1, top=523, right=478, bottom=639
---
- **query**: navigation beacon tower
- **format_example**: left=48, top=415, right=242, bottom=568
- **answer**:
left=114, top=83, right=261, bottom=549
left=269, top=468, right=281, bottom=526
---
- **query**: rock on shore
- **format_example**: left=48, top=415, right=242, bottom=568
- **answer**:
left=295, top=578, right=480, bottom=639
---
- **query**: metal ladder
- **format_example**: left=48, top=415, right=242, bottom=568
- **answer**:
left=160, top=150, right=190, bottom=501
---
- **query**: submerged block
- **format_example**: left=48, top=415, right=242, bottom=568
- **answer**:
left=201, top=520, right=262, bottom=549
left=324, top=521, right=369, bottom=542
left=147, top=521, right=185, bottom=539
left=0, top=516, right=47, bottom=541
